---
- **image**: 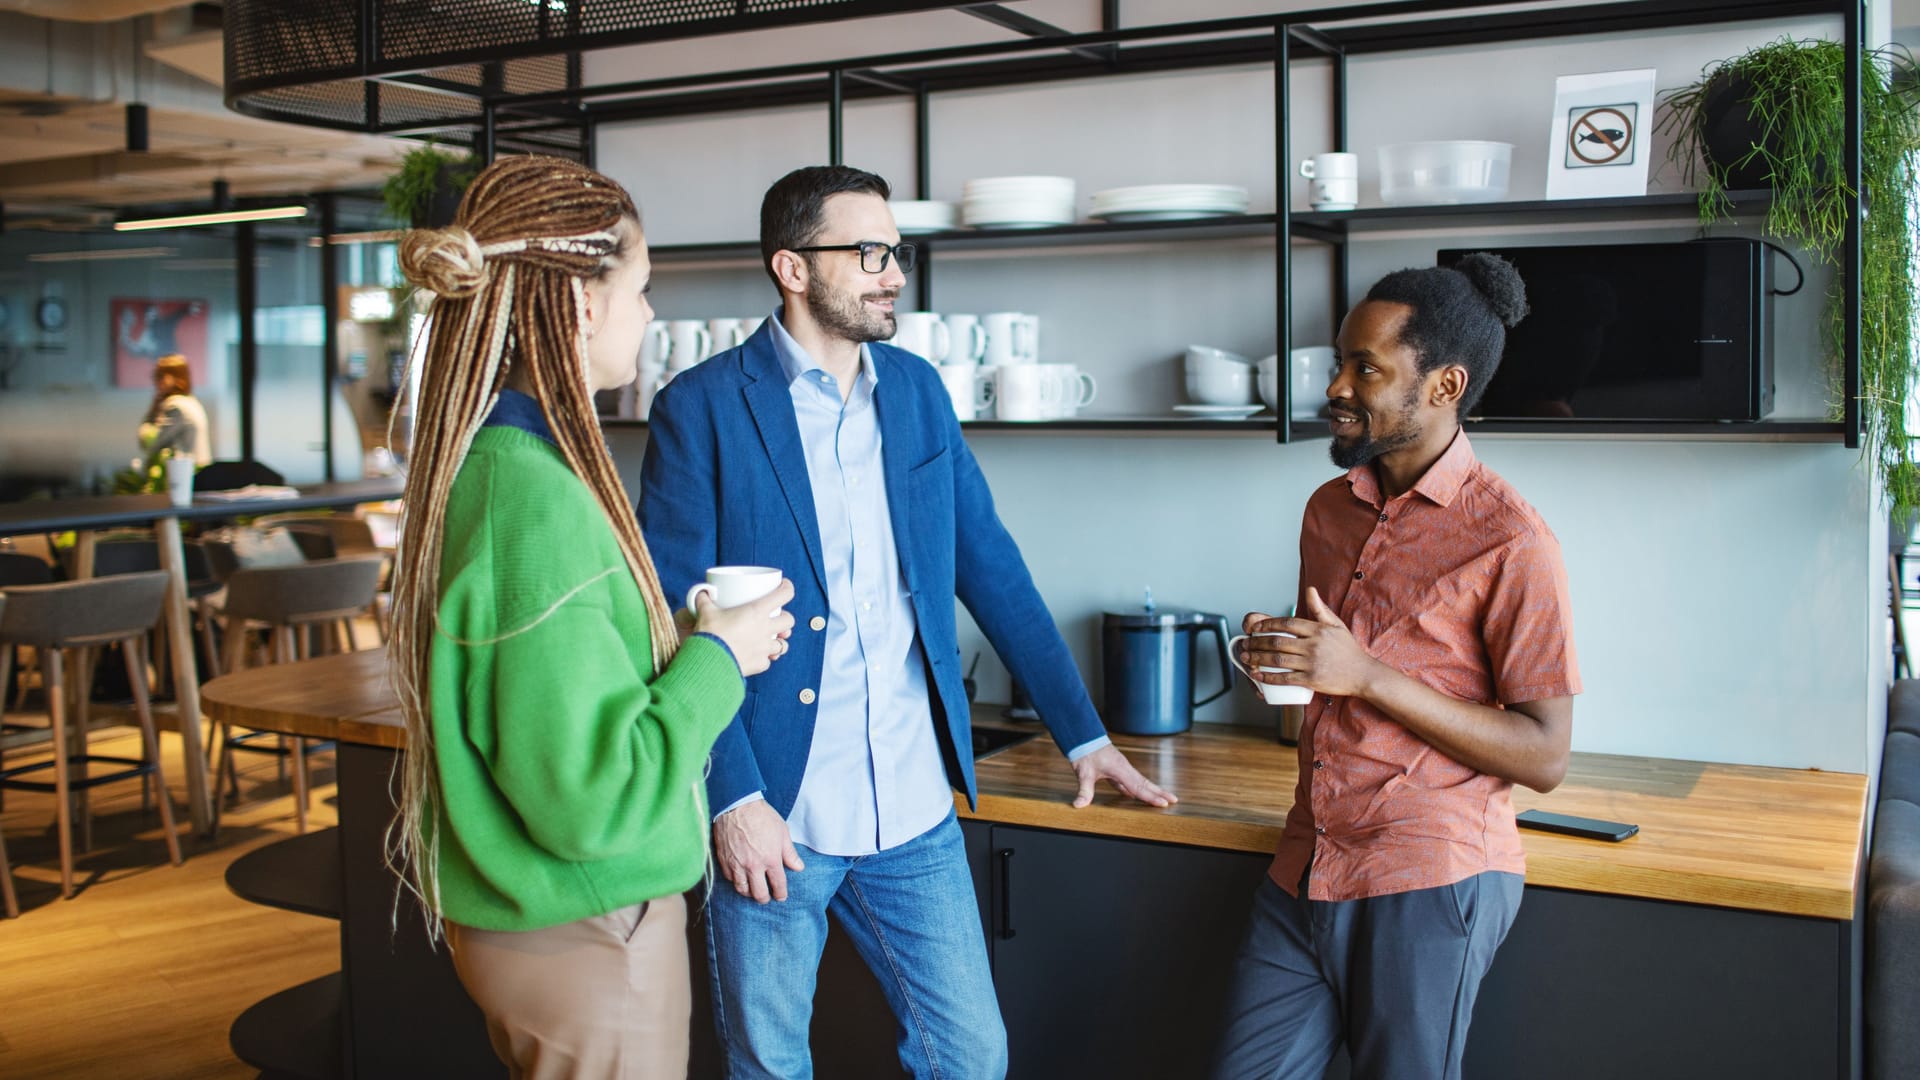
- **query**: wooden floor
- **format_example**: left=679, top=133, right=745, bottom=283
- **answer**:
left=1, top=704, right=343, bottom=1079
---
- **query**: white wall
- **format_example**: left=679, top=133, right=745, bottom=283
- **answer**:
left=597, top=3, right=1889, bottom=774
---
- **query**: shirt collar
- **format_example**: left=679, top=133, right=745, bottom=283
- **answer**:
left=482, top=387, right=556, bottom=445
left=1346, top=427, right=1477, bottom=509
left=768, top=303, right=879, bottom=390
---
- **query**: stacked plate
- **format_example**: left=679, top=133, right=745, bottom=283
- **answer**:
left=961, top=176, right=1076, bottom=228
left=891, top=200, right=958, bottom=235
left=1089, top=184, right=1250, bottom=223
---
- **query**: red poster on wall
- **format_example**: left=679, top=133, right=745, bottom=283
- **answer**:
left=113, top=298, right=210, bottom=388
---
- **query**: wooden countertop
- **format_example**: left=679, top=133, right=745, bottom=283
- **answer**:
left=203, top=648, right=1868, bottom=920
left=961, top=719, right=1868, bottom=920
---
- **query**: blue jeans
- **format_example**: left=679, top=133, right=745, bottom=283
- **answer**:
left=705, top=811, right=1008, bottom=1080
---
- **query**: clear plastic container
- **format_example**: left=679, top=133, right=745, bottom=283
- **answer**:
left=1377, top=140, right=1513, bottom=204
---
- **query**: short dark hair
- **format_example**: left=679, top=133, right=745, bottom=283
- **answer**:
left=759, top=165, right=892, bottom=287
left=1363, top=252, right=1528, bottom=417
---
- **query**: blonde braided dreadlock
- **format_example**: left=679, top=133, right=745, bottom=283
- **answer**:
left=385, top=155, right=681, bottom=939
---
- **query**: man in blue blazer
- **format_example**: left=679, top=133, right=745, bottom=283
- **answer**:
left=639, top=165, right=1174, bottom=1079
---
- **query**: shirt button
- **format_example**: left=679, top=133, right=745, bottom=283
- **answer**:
left=819, top=374, right=831, bottom=384
left=1353, top=571, right=1364, bottom=580
left=1313, top=760, right=1325, bottom=770
left=1314, top=824, right=1327, bottom=835
left=1378, top=512, right=1388, bottom=522
left=799, top=688, right=816, bottom=705
left=809, top=616, right=826, bottom=631
left=860, top=601, right=872, bottom=612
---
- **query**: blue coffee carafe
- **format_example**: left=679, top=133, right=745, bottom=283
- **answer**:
left=1101, top=590, right=1232, bottom=736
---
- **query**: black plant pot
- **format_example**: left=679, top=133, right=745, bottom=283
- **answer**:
left=411, top=163, right=469, bottom=229
left=1699, top=71, right=1778, bottom=190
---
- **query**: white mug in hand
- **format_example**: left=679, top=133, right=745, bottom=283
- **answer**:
left=1228, top=633, right=1314, bottom=705
left=685, top=565, right=783, bottom=612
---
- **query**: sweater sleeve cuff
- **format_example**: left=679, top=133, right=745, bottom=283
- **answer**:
left=690, top=631, right=740, bottom=673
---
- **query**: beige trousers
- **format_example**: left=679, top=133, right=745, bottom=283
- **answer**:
left=447, top=894, right=690, bottom=1079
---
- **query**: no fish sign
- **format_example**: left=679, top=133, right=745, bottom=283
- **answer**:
left=1546, top=69, right=1656, bottom=199
left=1566, top=104, right=1637, bottom=167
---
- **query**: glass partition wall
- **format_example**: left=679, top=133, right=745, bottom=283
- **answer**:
left=0, top=193, right=402, bottom=499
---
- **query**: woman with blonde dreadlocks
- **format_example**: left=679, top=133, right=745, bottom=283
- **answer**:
left=388, top=155, right=796, bottom=1078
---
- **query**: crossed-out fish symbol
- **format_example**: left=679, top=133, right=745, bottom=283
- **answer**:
left=1577, top=128, right=1627, bottom=145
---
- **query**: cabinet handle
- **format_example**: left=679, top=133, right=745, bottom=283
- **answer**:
left=996, top=848, right=1016, bottom=940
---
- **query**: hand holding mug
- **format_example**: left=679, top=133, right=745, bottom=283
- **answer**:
left=1240, top=588, right=1381, bottom=699
left=689, top=569, right=796, bottom=677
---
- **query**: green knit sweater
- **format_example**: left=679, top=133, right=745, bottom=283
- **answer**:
left=428, top=426, right=742, bottom=932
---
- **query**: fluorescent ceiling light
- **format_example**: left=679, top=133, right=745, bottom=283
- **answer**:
left=114, top=205, right=309, bottom=231
left=29, top=246, right=177, bottom=263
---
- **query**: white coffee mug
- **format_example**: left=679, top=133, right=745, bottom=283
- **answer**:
left=891, top=312, right=952, bottom=363
left=634, top=362, right=666, bottom=420
left=994, top=364, right=1062, bottom=422
left=1228, top=632, right=1314, bottom=706
left=707, top=318, right=748, bottom=355
left=1038, top=364, right=1097, bottom=418
left=164, top=455, right=196, bottom=507
left=983, top=312, right=1039, bottom=366
left=664, top=320, right=712, bottom=371
left=1300, top=153, right=1360, bottom=210
left=737, top=316, right=766, bottom=342
left=939, top=364, right=994, bottom=421
left=640, top=322, right=670, bottom=371
left=944, top=314, right=988, bottom=364
left=685, top=565, right=783, bottom=612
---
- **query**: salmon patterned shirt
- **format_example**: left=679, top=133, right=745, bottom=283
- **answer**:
left=1271, top=431, right=1579, bottom=902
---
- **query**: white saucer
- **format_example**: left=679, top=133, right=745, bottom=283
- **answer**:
left=1174, top=404, right=1264, bottom=418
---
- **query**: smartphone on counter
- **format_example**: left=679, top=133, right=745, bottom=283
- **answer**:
left=1516, top=809, right=1639, bottom=842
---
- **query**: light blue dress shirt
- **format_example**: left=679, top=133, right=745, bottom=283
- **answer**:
left=715, top=310, right=1111, bottom=854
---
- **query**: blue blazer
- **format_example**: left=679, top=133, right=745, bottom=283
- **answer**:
left=638, top=324, right=1107, bottom=817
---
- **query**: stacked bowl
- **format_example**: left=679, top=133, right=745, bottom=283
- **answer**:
left=961, top=176, right=1076, bottom=228
left=1184, top=345, right=1258, bottom=405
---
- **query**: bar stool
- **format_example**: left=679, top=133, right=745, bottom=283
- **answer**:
left=212, top=556, right=382, bottom=834
left=0, top=571, right=184, bottom=900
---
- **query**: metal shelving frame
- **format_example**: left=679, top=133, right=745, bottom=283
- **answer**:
left=229, top=0, right=1866, bottom=443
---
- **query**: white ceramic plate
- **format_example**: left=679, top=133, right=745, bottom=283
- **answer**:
left=1173, top=404, right=1265, bottom=418
left=1092, top=209, right=1246, bottom=223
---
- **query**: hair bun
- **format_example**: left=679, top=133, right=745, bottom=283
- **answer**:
left=1453, top=251, right=1529, bottom=328
left=399, top=226, right=489, bottom=299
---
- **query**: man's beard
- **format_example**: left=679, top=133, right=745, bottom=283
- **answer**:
left=807, top=275, right=897, bottom=343
left=1327, top=385, right=1423, bottom=469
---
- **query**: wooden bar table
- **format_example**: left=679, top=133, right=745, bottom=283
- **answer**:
left=0, top=478, right=402, bottom=832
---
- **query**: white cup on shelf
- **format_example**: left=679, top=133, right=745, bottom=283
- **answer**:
left=983, top=313, right=1040, bottom=366
left=1300, top=152, right=1360, bottom=211
left=939, top=364, right=994, bottom=421
left=1038, top=364, right=1097, bottom=419
left=944, top=314, right=988, bottom=365
left=664, top=320, right=712, bottom=371
left=993, top=364, right=1062, bottom=421
left=891, top=312, right=952, bottom=363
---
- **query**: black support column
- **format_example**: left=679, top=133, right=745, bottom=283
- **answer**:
left=238, top=221, right=258, bottom=463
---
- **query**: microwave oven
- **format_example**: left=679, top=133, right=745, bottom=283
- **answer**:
left=1436, top=239, right=1774, bottom=421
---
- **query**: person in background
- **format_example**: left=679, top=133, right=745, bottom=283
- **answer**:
left=1212, top=254, right=1579, bottom=1080
left=138, top=353, right=211, bottom=467
left=639, top=164, right=1175, bottom=1079
left=385, top=154, right=796, bottom=1079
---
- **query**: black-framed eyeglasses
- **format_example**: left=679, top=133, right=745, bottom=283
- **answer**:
left=790, top=240, right=918, bottom=275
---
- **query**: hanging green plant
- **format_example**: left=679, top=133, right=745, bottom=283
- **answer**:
left=1659, top=38, right=1920, bottom=515
left=381, top=142, right=479, bottom=229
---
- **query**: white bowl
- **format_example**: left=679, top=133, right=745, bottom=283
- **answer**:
left=1377, top=140, right=1512, bottom=205
left=891, top=200, right=958, bottom=234
left=1184, top=345, right=1253, bottom=377
left=1185, top=369, right=1257, bottom=406
left=1256, top=354, right=1280, bottom=412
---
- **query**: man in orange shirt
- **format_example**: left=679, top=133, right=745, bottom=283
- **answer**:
left=1212, top=254, right=1579, bottom=1080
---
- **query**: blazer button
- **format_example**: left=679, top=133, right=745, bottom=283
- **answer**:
left=809, top=616, right=826, bottom=631
left=799, top=688, right=816, bottom=705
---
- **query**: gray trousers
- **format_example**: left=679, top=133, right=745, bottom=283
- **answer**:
left=1211, top=870, right=1523, bottom=1080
